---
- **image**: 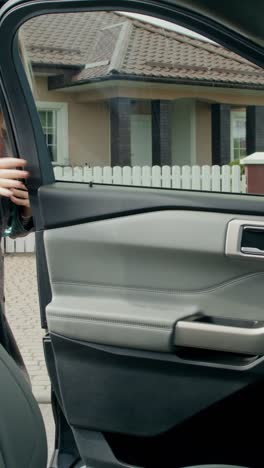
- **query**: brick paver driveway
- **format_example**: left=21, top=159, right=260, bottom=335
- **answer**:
left=4, top=253, right=55, bottom=462
left=4, top=254, right=51, bottom=400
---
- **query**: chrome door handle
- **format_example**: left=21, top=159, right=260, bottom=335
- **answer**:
left=241, top=247, right=264, bottom=256
left=226, top=219, right=264, bottom=260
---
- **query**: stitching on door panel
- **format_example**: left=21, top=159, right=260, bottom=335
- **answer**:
left=52, top=271, right=264, bottom=295
left=48, top=314, right=172, bottom=330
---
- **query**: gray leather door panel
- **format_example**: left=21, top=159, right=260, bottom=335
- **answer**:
left=44, top=210, right=264, bottom=351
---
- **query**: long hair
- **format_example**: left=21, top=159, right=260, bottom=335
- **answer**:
left=0, top=112, right=3, bottom=138
left=0, top=104, right=7, bottom=156
left=0, top=112, right=4, bottom=156
left=0, top=33, right=34, bottom=155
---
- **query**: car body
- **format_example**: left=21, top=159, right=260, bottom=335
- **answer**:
left=0, top=1, right=264, bottom=467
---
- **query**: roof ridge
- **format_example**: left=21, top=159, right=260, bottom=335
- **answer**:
left=107, top=20, right=133, bottom=74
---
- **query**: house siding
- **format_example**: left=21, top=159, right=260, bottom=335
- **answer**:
left=35, top=77, right=264, bottom=168
left=35, top=77, right=110, bottom=166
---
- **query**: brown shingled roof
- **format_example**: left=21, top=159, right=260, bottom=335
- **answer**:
left=22, top=11, right=264, bottom=89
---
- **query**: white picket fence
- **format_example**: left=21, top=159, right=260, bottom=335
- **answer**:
left=4, top=164, right=246, bottom=254
left=53, top=164, right=246, bottom=192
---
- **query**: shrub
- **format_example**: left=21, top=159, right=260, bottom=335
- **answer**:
left=229, top=158, right=245, bottom=175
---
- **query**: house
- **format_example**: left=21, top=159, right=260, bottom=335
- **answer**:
left=22, top=11, right=264, bottom=167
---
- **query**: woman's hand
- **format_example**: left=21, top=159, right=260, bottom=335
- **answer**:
left=0, top=157, right=31, bottom=217
left=10, top=185, right=30, bottom=208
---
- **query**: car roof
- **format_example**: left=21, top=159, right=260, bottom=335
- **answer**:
left=0, top=0, right=263, bottom=48
left=169, top=0, right=263, bottom=47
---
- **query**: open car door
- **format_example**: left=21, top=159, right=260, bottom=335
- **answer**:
left=0, top=1, right=264, bottom=467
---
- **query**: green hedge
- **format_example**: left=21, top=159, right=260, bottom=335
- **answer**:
left=229, top=158, right=245, bottom=175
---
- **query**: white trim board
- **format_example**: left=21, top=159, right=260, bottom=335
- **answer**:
left=37, top=101, right=69, bottom=165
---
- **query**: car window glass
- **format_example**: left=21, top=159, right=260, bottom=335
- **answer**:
left=19, top=10, right=264, bottom=195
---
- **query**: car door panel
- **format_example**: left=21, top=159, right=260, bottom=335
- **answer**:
left=50, top=332, right=258, bottom=438
left=38, top=183, right=264, bottom=229
left=37, top=183, right=264, bottom=444
left=45, top=209, right=264, bottom=349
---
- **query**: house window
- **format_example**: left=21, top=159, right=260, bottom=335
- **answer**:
left=39, top=110, right=57, bottom=162
left=37, top=102, right=68, bottom=164
left=231, top=111, right=246, bottom=161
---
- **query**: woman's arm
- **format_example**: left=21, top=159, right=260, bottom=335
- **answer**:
left=0, top=157, right=33, bottom=238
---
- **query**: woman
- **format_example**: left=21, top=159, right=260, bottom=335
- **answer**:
left=0, top=108, right=33, bottom=370
left=0, top=112, right=32, bottom=221
left=0, top=33, right=34, bottom=363
left=0, top=112, right=47, bottom=467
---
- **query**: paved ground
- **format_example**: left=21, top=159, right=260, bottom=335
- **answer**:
left=4, top=254, right=55, bottom=463
left=4, top=253, right=51, bottom=401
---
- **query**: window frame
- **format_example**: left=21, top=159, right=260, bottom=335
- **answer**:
left=0, top=0, right=261, bottom=190
left=37, top=101, right=68, bottom=165
left=230, top=110, right=246, bottom=162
